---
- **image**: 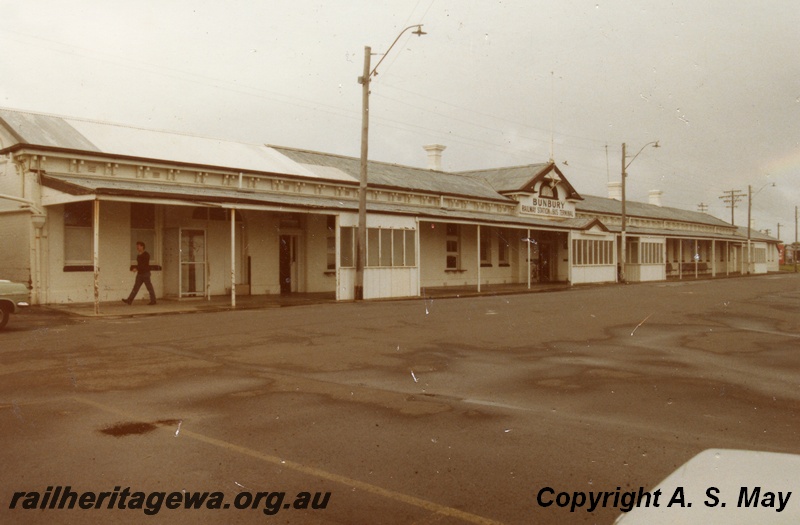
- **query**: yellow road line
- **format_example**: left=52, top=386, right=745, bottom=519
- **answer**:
left=74, top=396, right=505, bottom=525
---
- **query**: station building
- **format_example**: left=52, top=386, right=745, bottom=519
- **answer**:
left=0, top=108, right=781, bottom=307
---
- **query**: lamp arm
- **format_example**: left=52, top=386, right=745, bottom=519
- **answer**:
left=625, top=141, right=659, bottom=169
left=369, top=25, right=425, bottom=78
left=753, top=181, right=775, bottom=196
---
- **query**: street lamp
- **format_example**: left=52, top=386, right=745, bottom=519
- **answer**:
left=746, top=181, right=775, bottom=274
left=355, top=24, right=427, bottom=300
left=620, top=141, right=659, bottom=283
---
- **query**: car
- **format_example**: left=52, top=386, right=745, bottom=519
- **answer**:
left=0, top=279, right=30, bottom=330
left=614, top=448, right=800, bottom=524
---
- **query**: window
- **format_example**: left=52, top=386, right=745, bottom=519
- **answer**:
left=572, top=239, right=614, bottom=266
left=754, top=248, right=767, bottom=264
left=131, top=203, right=156, bottom=263
left=627, top=239, right=640, bottom=264
left=367, top=228, right=380, bottom=267
left=539, top=181, right=558, bottom=199
left=392, top=230, right=405, bottom=266
left=379, top=229, right=392, bottom=266
left=498, top=228, right=510, bottom=266
left=64, top=201, right=93, bottom=266
left=446, top=223, right=460, bottom=269
left=340, top=227, right=355, bottom=267
left=639, top=242, right=664, bottom=264
left=326, top=216, right=336, bottom=270
left=405, top=230, right=416, bottom=266
left=365, top=228, right=417, bottom=267
left=480, top=227, right=491, bottom=266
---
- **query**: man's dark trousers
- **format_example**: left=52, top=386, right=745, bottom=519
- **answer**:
left=126, top=272, right=156, bottom=303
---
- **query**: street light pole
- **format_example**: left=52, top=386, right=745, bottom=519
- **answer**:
left=620, top=140, right=659, bottom=283
left=746, top=182, right=776, bottom=275
left=620, top=142, right=627, bottom=283
left=747, top=184, right=752, bottom=274
left=355, top=25, right=426, bottom=301
left=355, top=45, right=371, bottom=301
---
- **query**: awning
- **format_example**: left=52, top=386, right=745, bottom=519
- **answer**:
left=39, top=174, right=608, bottom=232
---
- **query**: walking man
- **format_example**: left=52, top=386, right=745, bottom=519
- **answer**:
left=123, top=241, right=157, bottom=305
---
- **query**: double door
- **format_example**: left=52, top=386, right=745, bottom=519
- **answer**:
left=164, top=228, right=207, bottom=298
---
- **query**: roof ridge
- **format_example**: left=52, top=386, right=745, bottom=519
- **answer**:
left=0, top=106, right=264, bottom=147
left=455, top=162, right=553, bottom=175
left=271, top=144, right=475, bottom=176
left=578, top=194, right=733, bottom=226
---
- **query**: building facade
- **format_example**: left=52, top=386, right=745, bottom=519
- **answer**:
left=0, top=109, right=781, bottom=308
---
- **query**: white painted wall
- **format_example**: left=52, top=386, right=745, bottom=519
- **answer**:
left=244, top=213, right=280, bottom=295
left=340, top=213, right=419, bottom=299
left=338, top=268, right=355, bottom=300
left=363, top=267, right=418, bottom=299
left=767, top=243, right=780, bottom=272
left=626, top=263, right=666, bottom=282
left=751, top=242, right=778, bottom=274
left=570, top=230, right=616, bottom=284
left=0, top=156, right=33, bottom=284
left=304, top=213, right=336, bottom=293
left=43, top=201, right=165, bottom=303
left=419, top=222, right=477, bottom=288
left=571, top=265, right=616, bottom=284
left=0, top=211, right=30, bottom=283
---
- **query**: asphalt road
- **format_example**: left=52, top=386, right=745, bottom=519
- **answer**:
left=1, top=274, right=799, bottom=524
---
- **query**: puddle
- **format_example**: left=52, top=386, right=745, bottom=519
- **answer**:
left=100, top=422, right=157, bottom=437
left=99, top=419, right=182, bottom=437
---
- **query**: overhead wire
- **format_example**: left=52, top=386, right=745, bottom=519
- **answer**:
left=0, top=22, right=692, bottom=183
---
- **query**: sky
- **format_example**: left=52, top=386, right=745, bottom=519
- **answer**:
left=1, top=0, right=798, bottom=239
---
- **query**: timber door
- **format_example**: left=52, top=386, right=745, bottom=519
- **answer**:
left=279, top=235, right=298, bottom=294
left=538, top=242, right=552, bottom=282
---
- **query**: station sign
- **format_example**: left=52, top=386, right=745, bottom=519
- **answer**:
left=519, top=195, right=576, bottom=219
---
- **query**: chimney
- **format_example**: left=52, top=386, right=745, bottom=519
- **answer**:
left=423, top=144, right=446, bottom=171
left=648, top=189, right=663, bottom=206
left=607, top=181, right=622, bottom=200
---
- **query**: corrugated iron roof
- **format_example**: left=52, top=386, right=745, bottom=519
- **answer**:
left=271, top=146, right=511, bottom=202
left=0, top=108, right=320, bottom=181
left=735, top=226, right=776, bottom=243
left=616, top=225, right=748, bottom=241
left=0, top=109, right=100, bottom=152
left=577, top=194, right=734, bottom=228
left=458, top=164, right=551, bottom=192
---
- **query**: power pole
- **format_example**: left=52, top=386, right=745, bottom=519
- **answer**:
left=697, top=202, right=709, bottom=213
left=620, top=143, right=627, bottom=283
left=777, top=223, right=782, bottom=241
left=355, top=45, right=371, bottom=301
left=747, top=185, right=752, bottom=274
left=795, top=206, right=798, bottom=273
left=718, top=189, right=746, bottom=225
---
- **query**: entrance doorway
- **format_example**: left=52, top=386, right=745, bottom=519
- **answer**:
left=538, top=242, right=552, bottom=282
left=279, top=235, right=298, bottom=294
left=528, top=231, right=561, bottom=283
left=180, top=228, right=206, bottom=297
